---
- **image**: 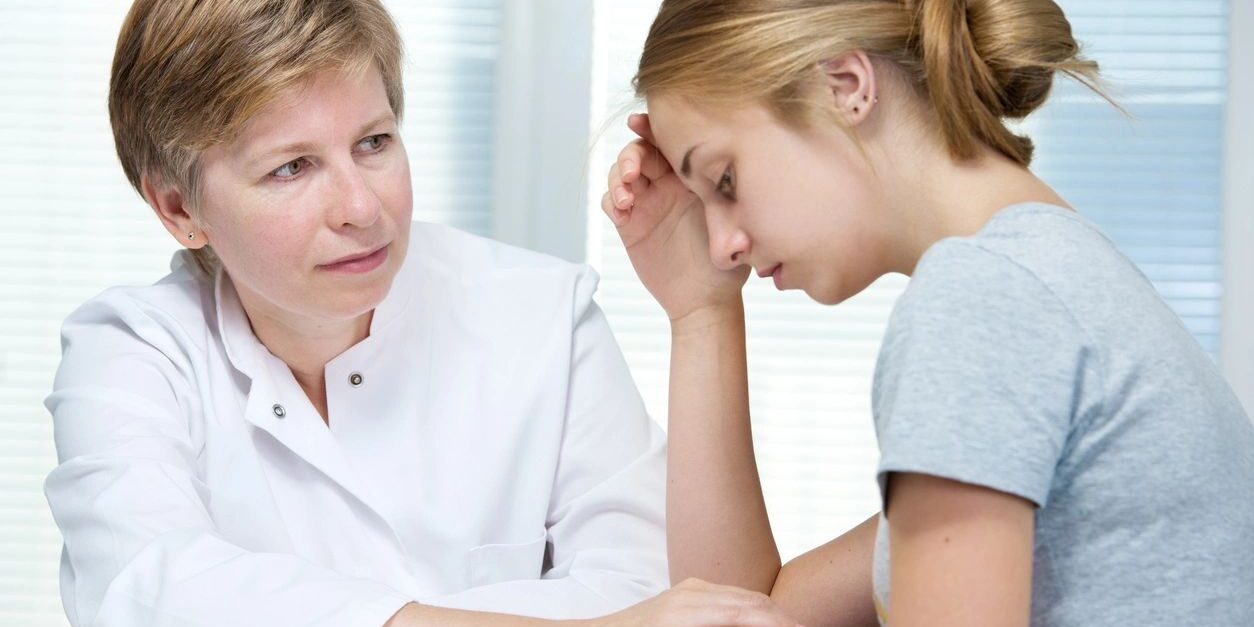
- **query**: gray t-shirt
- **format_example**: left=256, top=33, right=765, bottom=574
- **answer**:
left=870, top=204, right=1254, bottom=626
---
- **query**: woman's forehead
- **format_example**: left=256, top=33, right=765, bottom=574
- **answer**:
left=225, top=67, right=394, bottom=161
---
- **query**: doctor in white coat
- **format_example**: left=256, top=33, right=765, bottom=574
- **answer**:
left=46, top=2, right=811, bottom=626
left=42, top=0, right=678, bottom=625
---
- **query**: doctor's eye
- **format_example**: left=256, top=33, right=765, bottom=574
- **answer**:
left=356, top=134, right=392, bottom=153
left=271, top=158, right=309, bottom=180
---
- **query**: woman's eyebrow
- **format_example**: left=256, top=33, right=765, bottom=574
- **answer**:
left=249, top=141, right=317, bottom=169
left=355, top=111, right=396, bottom=138
left=247, top=111, right=397, bottom=169
left=679, top=143, right=702, bottom=178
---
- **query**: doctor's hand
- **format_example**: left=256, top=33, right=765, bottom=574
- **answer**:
left=601, top=114, right=749, bottom=323
left=590, top=578, right=806, bottom=627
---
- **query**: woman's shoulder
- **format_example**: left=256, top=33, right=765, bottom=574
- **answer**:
left=60, top=250, right=218, bottom=361
left=404, top=221, right=601, bottom=301
left=904, top=233, right=1065, bottom=318
left=907, top=203, right=1137, bottom=313
left=408, top=221, right=588, bottom=274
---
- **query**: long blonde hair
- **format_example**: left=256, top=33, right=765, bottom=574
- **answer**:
left=634, top=0, right=1105, bottom=166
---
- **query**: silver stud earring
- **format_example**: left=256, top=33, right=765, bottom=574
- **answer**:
left=187, top=232, right=196, bottom=241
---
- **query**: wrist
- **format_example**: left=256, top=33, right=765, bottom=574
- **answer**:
left=669, top=298, right=745, bottom=338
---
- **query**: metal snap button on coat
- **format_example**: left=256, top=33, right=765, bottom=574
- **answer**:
left=349, top=372, right=364, bottom=387
left=272, top=404, right=286, bottom=418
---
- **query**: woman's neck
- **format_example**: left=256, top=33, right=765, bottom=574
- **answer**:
left=233, top=282, right=373, bottom=424
left=883, top=142, right=1070, bottom=275
left=859, top=87, right=1070, bottom=276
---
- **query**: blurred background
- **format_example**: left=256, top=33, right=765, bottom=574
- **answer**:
left=1, top=0, right=1249, bottom=624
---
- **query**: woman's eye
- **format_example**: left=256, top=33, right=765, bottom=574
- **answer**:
left=716, top=166, right=736, bottom=198
left=357, top=133, right=391, bottom=152
left=271, top=158, right=306, bottom=179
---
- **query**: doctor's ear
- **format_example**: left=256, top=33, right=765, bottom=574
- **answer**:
left=818, top=51, right=878, bottom=126
left=141, top=173, right=208, bottom=250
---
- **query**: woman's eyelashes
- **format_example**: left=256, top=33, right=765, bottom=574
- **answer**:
left=355, top=133, right=392, bottom=153
left=271, top=158, right=308, bottom=180
left=267, top=134, right=393, bottom=182
left=715, top=165, right=737, bottom=201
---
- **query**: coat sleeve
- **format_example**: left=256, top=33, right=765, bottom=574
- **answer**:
left=43, top=294, right=412, bottom=627
left=419, top=266, right=669, bottom=618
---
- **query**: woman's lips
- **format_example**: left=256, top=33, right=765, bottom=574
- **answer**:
left=319, top=245, right=388, bottom=274
left=758, top=263, right=784, bottom=290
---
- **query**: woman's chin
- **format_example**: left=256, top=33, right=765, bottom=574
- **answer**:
left=805, top=281, right=855, bottom=306
left=800, top=282, right=835, bottom=306
left=312, top=277, right=392, bottom=319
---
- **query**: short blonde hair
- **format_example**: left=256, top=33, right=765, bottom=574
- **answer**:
left=109, top=0, right=405, bottom=272
left=635, top=0, right=1105, bottom=167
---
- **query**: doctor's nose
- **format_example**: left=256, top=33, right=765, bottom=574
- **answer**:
left=706, top=211, right=751, bottom=272
left=328, top=164, right=383, bottom=230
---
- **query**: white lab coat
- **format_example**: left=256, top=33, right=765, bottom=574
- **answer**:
left=44, top=221, right=668, bottom=626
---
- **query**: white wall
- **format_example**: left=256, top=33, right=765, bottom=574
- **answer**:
left=1222, top=0, right=1254, bottom=414
left=491, top=0, right=596, bottom=262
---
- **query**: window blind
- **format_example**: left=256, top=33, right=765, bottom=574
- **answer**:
left=586, top=0, right=1230, bottom=561
left=0, top=1, right=502, bottom=624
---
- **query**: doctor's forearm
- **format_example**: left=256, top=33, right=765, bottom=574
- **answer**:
left=665, top=301, right=782, bottom=593
left=386, top=602, right=581, bottom=627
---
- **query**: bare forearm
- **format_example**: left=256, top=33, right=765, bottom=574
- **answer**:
left=666, top=301, right=781, bottom=592
left=385, top=603, right=585, bottom=627
left=772, top=514, right=880, bottom=627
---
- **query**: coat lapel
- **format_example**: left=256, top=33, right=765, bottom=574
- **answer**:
left=213, top=270, right=398, bottom=531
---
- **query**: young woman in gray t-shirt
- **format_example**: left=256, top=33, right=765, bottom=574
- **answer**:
left=600, top=0, right=1254, bottom=625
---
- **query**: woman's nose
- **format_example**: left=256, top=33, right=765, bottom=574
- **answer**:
left=706, top=209, right=750, bottom=272
left=329, top=163, right=383, bottom=229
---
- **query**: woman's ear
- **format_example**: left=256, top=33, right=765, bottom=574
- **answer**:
left=818, top=50, right=878, bottom=126
left=141, top=173, right=207, bottom=249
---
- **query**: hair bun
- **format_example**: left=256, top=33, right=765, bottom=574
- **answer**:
left=963, top=0, right=1092, bottom=118
left=913, top=0, right=1101, bottom=164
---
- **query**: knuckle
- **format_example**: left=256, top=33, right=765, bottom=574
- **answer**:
left=720, top=605, right=746, bottom=624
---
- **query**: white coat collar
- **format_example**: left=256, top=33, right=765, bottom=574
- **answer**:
left=193, top=250, right=416, bottom=539
left=210, top=250, right=414, bottom=381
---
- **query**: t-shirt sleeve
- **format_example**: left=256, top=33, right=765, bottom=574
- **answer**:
left=873, top=241, right=1095, bottom=509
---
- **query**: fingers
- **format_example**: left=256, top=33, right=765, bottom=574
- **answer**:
left=607, top=160, right=630, bottom=208
left=601, top=190, right=627, bottom=227
left=617, top=138, right=669, bottom=185
left=708, top=609, right=800, bottom=627
left=668, top=579, right=804, bottom=627
left=602, top=112, right=673, bottom=225
left=621, top=115, right=672, bottom=182
left=608, top=145, right=660, bottom=216
left=628, top=112, right=656, bottom=144
left=612, top=141, right=668, bottom=211
left=604, top=158, right=637, bottom=214
left=635, top=140, right=672, bottom=181
left=687, top=594, right=802, bottom=627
